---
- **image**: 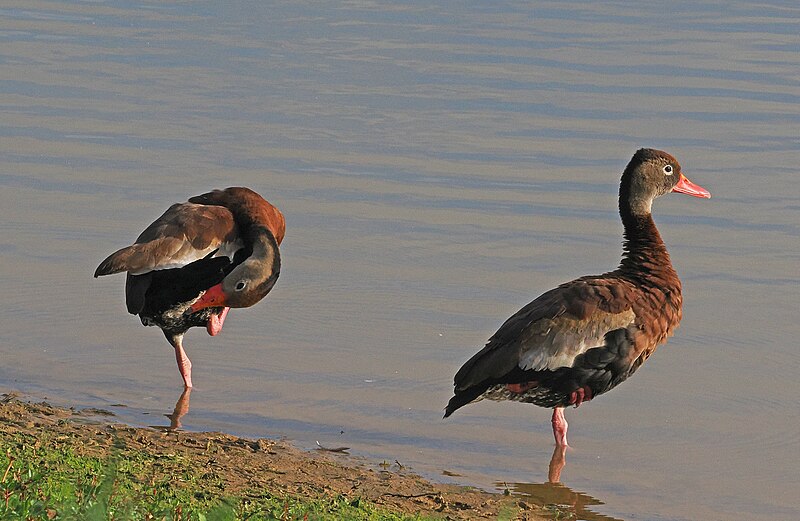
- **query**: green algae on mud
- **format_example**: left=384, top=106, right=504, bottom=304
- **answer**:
left=0, top=395, right=544, bottom=520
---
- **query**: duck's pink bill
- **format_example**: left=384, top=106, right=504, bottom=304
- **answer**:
left=206, top=307, right=229, bottom=336
left=673, top=174, right=711, bottom=198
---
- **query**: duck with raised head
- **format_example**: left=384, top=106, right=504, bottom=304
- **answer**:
left=444, top=149, right=710, bottom=446
left=94, top=187, right=285, bottom=389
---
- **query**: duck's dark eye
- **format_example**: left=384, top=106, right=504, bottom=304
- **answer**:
left=235, top=280, right=247, bottom=291
left=663, top=164, right=674, bottom=175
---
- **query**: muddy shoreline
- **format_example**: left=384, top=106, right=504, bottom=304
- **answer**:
left=1, top=391, right=550, bottom=519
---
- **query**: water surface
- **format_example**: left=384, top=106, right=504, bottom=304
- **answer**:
left=1, top=2, right=799, bottom=520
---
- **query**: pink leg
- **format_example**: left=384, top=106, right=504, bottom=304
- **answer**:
left=167, top=334, right=193, bottom=388
left=568, top=385, right=593, bottom=407
left=551, top=406, right=569, bottom=447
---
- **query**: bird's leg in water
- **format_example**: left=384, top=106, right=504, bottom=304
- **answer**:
left=165, top=333, right=193, bottom=388
left=551, top=406, right=569, bottom=446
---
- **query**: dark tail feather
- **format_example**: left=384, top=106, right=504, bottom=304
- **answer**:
left=443, top=384, right=489, bottom=418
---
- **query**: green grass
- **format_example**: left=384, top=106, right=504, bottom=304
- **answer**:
left=0, top=430, right=429, bottom=520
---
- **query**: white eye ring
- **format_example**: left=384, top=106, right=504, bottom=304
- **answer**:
left=663, top=164, right=674, bottom=175
left=235, top=280, right=247, bottom=291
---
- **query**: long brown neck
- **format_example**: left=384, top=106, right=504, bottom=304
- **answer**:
left=222, top=225, right=281, bottom=307
left=617, top=195, right=679, bottom=289
left=240, top=225, right=281, bottom=279
left=228, top=205, right=281, bottom=292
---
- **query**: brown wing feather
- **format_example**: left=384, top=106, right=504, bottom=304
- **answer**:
left=94, top=202, right=237, bottom=277
left=453, top=276, right=639, bottom=391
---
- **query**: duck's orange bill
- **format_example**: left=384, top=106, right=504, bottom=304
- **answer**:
left=672, top=174, right=711, bottom=198
left=189, top=283, right=228, bottom=313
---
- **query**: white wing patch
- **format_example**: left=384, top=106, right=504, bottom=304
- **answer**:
left=126, top=238, right=243, bottom=275
left=519, top=309, right=636, bottom=371
left=122, top=239, right=204, bottom=275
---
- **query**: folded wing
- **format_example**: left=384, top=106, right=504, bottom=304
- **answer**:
left=94, top=203, right=238, bottom=277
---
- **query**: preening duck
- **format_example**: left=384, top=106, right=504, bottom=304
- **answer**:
left=95, top=187, right=285, bottom=388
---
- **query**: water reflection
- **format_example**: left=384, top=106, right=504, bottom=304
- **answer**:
left=1, top=1, right=798, bottom=519
left=502, top=447, right=623, bottom=521
left=548, top=445, right=567, bottom=484
left=151, top=387, right=192, bottom=431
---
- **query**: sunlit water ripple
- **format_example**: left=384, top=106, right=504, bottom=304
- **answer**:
left=1, top=2, right=798, bottom=520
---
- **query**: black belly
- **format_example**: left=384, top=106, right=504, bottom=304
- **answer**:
left=446, top=334, right=645, bottom=415
left=481, top=341, right=645, bottom=409
left=127, top=256, right=230, bottom=336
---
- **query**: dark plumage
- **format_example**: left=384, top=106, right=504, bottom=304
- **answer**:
left=444, top=149, right=710, bottom=446
left=95, top=187, right=285, bottom=388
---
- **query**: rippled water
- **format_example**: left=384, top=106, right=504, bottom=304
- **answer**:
left=1, top=2, right=799, bottom=520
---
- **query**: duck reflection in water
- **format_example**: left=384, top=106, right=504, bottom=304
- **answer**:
left=548, top=445, right=567, bottom=483
left=150, top=387, right=192, bottom=431
left=502, top=449, right=623, bottom=521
